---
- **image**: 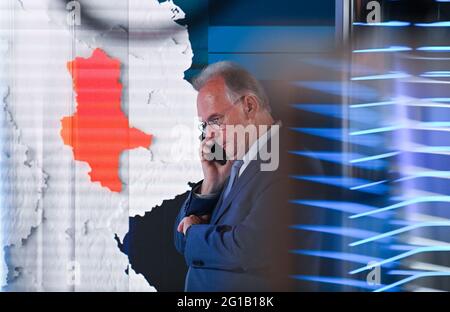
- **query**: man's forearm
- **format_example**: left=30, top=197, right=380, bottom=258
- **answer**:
left=173, top=180, right=222, bottom=255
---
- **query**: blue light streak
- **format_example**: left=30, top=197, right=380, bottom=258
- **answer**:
left=350, top=151, right=400, bottom=163
left=424, top=97, right=450, bottom=103
left=290, top=225, right=383, bottom=240
left=350, top=246, right=450, bottom=274
left=353, top=21, right=411, bottom=27
left=388, top=244, right=421, bottom=251
left=350, top=196, right=450, bottom=218
left=374, top=271, right=450, bottom=292
left=350, top=121, right=450, bottom=136
left=415, top=21, right=450, bottom=27
left=292, top=104, right=382, bottom=123
left=387, top=270, right=432, bottom=276
left=350, top=180, right=388, bottom=191
left=350, top=100, right=397, bottom=108
left=420, top=71, right=450, bottom=78
left=351, top=72, right=410, bottom=81
left=290, top=151, right=387, bottom=169
left=291, top=275, right=388, bottom=290
left=291, top=104, right=342, bottom=118
left=350, top=98, right=450, bottom=109
left=350, top=125, right=402, bottom=136
left=410, top=146, right=450, bottom=153
left=290, top=250, right=387, bottom=265
left=290, top=128, right=383, bottom=147
left=353, top=46, right=412, bottom=53
left=418, top=121, right=450, bottom=128
left=417, top=46, right=450, bottom=52
left=290, top=200, right=392, bottom=219
left=349, top=222, right=450, bottom=246
left=292, top=81, right=379, bottom=101
left=290, top=176, right=388, bottom=194
left=395, top=171, right=450, bottom=182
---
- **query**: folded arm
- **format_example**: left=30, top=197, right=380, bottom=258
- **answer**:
left=173, top=181, right=221, bottom=254
left=183, top=180, right=282, bottom=272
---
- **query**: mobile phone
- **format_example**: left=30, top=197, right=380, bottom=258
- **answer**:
left=199, top=133, right=227, bottom=166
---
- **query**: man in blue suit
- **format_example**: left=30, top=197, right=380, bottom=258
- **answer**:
left=174, top=61, right=292, bottom=291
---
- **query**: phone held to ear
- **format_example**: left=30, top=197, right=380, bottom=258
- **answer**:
left=199, top=133, right=227, bottom=166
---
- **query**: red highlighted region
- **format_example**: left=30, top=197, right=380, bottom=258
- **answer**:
left=61, top=48, right=152, bottom=192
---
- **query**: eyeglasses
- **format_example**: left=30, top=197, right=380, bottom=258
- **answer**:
left=198, top=96, right=245, bottom=134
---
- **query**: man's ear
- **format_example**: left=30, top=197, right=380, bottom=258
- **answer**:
left=243, top=95, right=259, bottom=118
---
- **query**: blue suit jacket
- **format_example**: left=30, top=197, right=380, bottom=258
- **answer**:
left=174, top=156, right=289, bottom=292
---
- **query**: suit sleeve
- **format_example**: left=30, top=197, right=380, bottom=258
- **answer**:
left=183, top=179, right=284, bottom=271
left=173, top=181, right=221, bottom=255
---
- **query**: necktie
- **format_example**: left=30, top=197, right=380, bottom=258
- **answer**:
left=222, top=160, right=244, bottom=199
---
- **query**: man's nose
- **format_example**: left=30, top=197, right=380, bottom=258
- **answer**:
left=205, top=125, right=216, bottom=139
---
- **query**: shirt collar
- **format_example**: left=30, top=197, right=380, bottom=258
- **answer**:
left=238, top=120, right=282, bottom=177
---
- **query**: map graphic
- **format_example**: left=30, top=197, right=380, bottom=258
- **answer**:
left=60, top=48, right=153, bottom=192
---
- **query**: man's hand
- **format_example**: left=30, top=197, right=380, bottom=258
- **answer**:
left=199, top=133, right=233, bottom=195
left=177, top=214, right=210, bottom=235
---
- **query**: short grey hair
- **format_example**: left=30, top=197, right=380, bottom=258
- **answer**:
left=192, top=61, right=271, bottom=112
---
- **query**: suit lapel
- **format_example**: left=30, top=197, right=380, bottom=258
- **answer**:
left=210, top=126, right=281, bottom=224
left=210, top=176, right=228, bottom=220
left=211, top=159, right=262, bottom=224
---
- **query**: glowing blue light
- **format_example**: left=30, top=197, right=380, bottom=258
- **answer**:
left=411, top=146, right=450, bottom=153
left=350, top=180, right=387, bottom=191
left=420, top=71, right=450, bottom=78
left=350, top=125, right=401, bottom=136
left=424, top=97, right=450, bottom=103
left=351, top=122, right=450, bottom=135
left=292, top=81, right=379, bottom=101
left=350, top=196, right=450, bottom=218
left=417, top=46, right=450, bottom=52
left=351, top=72, right=410, bottom=81
left=389, top=220, right=416, bottom=226
left=418, top=121, right=450, bottom=128
left=415, top=21, right=450, bottom=27
left=349, top=222, right=450, bottom=246
left=388, top=244, right=420, bottom=251
left=291, top=104, right=342, bottom=118
left=290, top=200, right=392, bottom=219
left=402, top=98, right=450, bottom=108
left=374, top=271, right=450, bottom=292
left=350, top=100, right=396, bottom=108
left=291, top=250, right=387, bottom=265
left=290, top=151, right=387, bottom=169
left=290, top=176, right=388, bottom=194
left=350, top=246, right=450, bottom=274
left=292, top=104, right=381, bottom=123
left=350, top=151, right=400, bottom=163
left=387, top=270, right=429, bottom=276
left=353, top=21, right=410, bottom=27
left=290, top=128, right=383, bottom=147
left=291, top=275, right=387, bottom=290
left=353, top=46, right=412, bottom=53
left=290, top=128, right=343, bottom=142
left=290, top=225, right=383, bottom=240
left=395, top=171, right=450, bottom=182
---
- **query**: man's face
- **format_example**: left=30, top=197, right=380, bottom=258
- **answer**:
left=197, top=77, right=248, bottom=158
